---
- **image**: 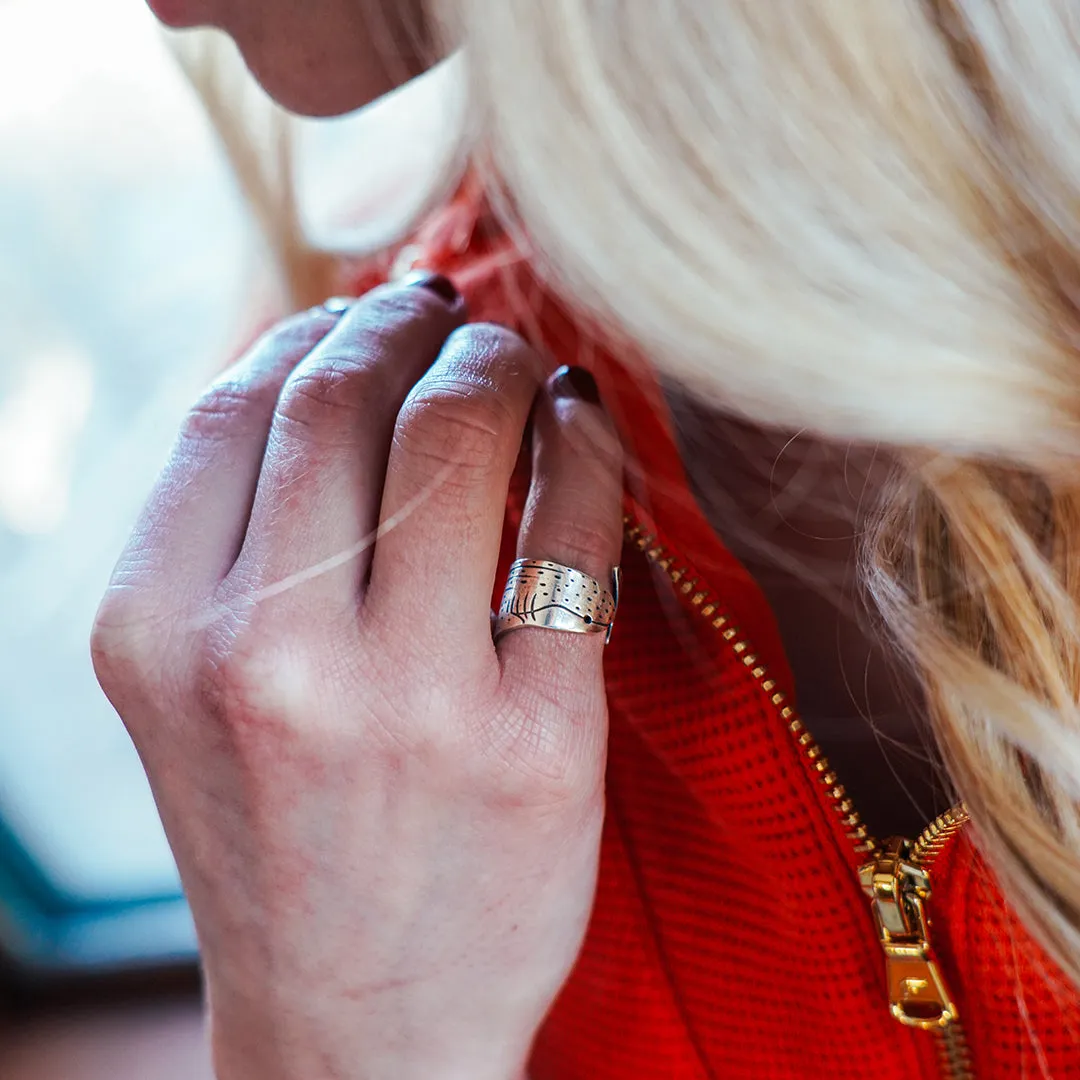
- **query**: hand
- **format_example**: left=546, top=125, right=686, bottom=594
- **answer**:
left=91, top=276, right=624, bottom=1080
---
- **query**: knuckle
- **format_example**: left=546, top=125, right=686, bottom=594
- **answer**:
left=536, top=515, right=618, bottom=575
left=389, top=323, right=543, bottom=481
left=276, top=357, right=371, bottom=432
left=180, top=308, right=345, bottom=444
left=396, top=382, right=513, bottom=478
left=190, top=625, right=318, bottom=745
left=192, top=634, right=263, bottom=721
left=444, top=322, right=537, bottom=375
left=189, top=631, right=356, bottom=810
left=270, top=288, right=464, bottom=436
left=90, top=591, right=175, bottom=706
left=90, top=602, right=140, bottom=691
left=182, top=380, right=273, bottom=443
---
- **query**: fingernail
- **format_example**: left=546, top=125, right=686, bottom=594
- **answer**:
left=551, top=365, right=602, bottom=406
left=399, top=269, right=461, bottom=307
left=320, top=296, right=354, bottom=315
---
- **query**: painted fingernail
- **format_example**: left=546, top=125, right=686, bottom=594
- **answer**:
left=399, top=269, right=461, bottom=307
left=320, top=296, right=354, bottom=315
left=551, top=365, right=602, bottom=406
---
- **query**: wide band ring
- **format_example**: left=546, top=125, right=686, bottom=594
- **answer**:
left=494, top=559, right=621, bottom=644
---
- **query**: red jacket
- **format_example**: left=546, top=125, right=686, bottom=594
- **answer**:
left=344, top=189, right=1080, bottom=1079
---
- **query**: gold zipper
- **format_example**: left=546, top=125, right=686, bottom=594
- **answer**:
left=624, top=516, right=877, bottom=855
left=857, top=828, right=973, bottom=1080
left=624, top=513, right=973, bottom=1079
left=879, top=808, right=974, bottom=1080
left=911, top=806, right=972, bottom=868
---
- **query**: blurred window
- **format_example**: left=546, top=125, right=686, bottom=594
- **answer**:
left=0, top=0, right=255, bottom=974
left=0, top=0, right=457, bottom=975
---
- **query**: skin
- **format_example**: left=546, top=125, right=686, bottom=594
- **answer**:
left=99, top=2, right=936, bottom=1076
left=95, top=282, right=623, bottom=1080
left=665, top=395, right=945, bottom=838
left=145, top=0, right=433, bottom=116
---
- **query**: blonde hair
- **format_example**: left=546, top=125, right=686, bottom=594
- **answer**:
left=177, top=1, right=1080, bottom=986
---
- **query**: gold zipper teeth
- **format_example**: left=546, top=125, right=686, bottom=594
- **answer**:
left=624, top=515, right=876, bottom=856
left=936, top=1025, right=974, bottom=1080
left=627, top=512, right=977, bottom=1078
left=911, top=805, right=971, bottom=869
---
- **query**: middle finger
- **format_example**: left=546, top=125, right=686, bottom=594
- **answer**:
left=367, top=323, right=546, bottom=660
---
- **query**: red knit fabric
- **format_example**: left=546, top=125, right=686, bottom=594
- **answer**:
left=343, top=190, right=1080, bottom=1079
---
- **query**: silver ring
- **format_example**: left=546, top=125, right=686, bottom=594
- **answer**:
left=494, top=559, right=620, bottom=644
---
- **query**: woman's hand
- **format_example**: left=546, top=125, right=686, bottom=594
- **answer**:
left=90, top=276, right=624, bottom=1080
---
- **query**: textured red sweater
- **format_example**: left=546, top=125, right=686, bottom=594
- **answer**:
left=343, top=190, right=1080, bottom=1079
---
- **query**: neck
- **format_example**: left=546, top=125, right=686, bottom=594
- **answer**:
left=664, top=385, right=949, bottom=839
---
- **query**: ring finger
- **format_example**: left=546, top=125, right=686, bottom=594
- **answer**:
left=497, top=366, right=624, bottom=703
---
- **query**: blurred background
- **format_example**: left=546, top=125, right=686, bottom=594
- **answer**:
left=0, top=0, right=455, bottom=1073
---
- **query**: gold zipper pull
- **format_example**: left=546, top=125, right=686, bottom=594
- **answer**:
left=858, top=837, right=960, bottom=1030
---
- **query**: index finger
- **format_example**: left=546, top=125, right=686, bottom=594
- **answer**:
left=105, top=306, right=345, bottom=605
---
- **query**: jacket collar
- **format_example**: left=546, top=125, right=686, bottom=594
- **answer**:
left=378, top=182, right=795, bottom=694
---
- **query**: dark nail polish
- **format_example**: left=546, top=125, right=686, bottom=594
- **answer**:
left=399, top=270, right=461, bottom=307
left=551, top=365, right=602, bottom=406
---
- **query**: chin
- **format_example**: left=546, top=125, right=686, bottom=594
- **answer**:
left=144, top=0, right=414, bottom=118
left=243, top=61, right=378, bottom=118
left=145, top=0, right=209, bottom=29
left=231, top=34, right=392, bottom=118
